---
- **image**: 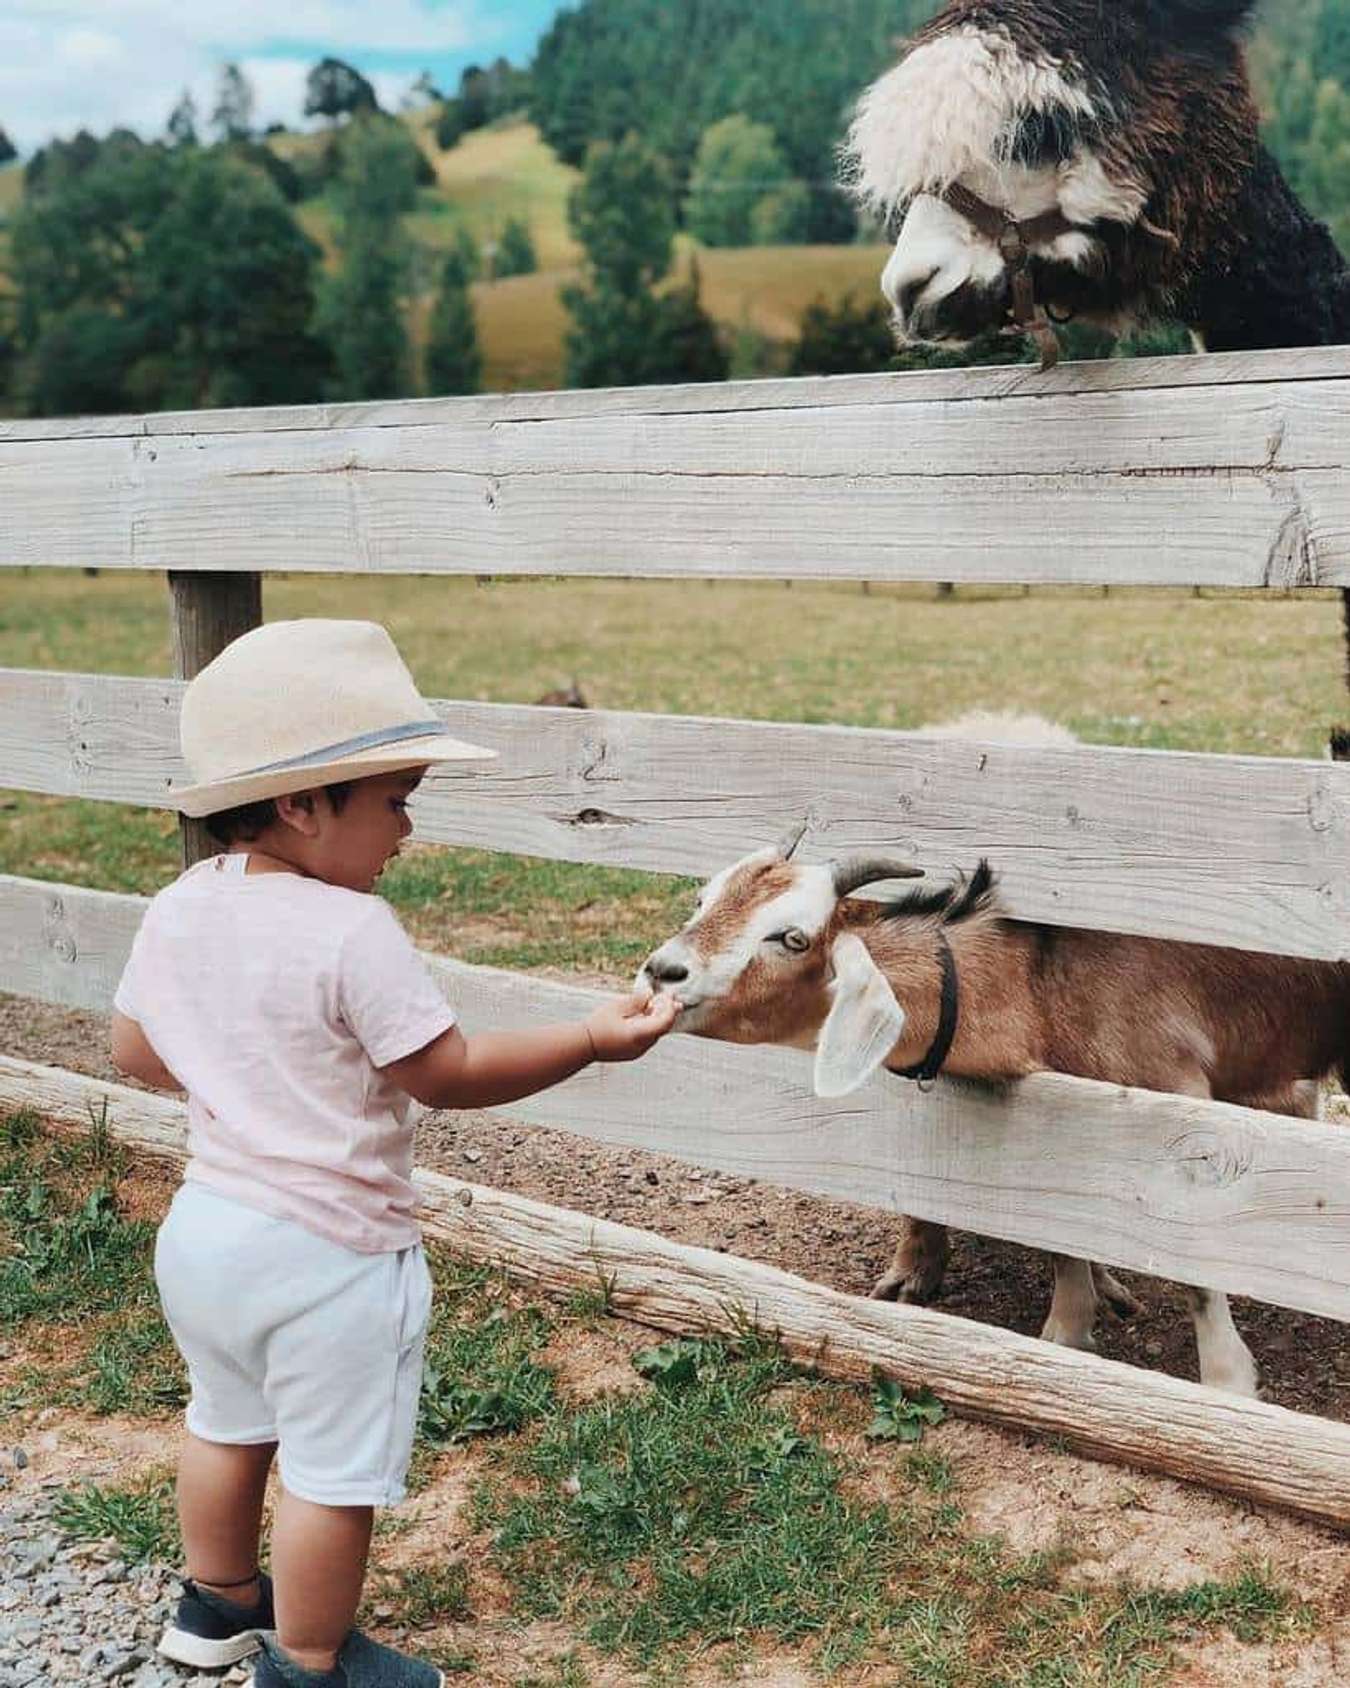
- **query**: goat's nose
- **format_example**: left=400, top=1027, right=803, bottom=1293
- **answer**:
left=645, top=954, right=689, bottom=985
left=895, top=268, right=939, bottom=324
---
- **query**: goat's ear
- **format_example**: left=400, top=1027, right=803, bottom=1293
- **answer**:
left=813, top=933, right=906, bottom=1100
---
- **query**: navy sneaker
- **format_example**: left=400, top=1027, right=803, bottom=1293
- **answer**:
left=158, top=1571, right=275, bottom=1669
left=253, top=1630, right=444, bottom=1687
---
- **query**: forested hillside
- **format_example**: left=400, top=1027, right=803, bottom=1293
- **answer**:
left=0, top=0, right=1345, bottom=416
left=531, top=0, right=1350, bottom=247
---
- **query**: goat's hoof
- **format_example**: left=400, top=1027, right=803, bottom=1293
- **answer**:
left=1200, top=1361, right=1260, bottom=1399
left=1039, top=1322, right=1097, bottom=1354
left=870, top=1270, right=940, bottom=1305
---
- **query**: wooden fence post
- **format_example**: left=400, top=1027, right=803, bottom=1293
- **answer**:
left=168, top=572, right=262, bottom=868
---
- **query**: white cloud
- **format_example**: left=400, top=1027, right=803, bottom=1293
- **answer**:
left=0, top=2, right=481, bottom=151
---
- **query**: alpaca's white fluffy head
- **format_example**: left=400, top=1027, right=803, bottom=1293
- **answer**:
left=844, top=24, right=1147, bottom=346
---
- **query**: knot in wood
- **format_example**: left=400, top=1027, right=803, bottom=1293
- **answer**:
left=1307, top=782, right=1337, bottom=835
left=43, top=896, right=77, bottom=966
left=66, top=693, right=94, bottom=777
left=1168, top=1128, right=1252, bottom=1189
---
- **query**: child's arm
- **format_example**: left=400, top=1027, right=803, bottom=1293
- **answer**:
left=110, top=1011, right=185, bottom=1093
left=383, top=990, right=679, bottom=1111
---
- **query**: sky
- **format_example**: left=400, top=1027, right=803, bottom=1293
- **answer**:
left=0, top=1, right=563, bottom=155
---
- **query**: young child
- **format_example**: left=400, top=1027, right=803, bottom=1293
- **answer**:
left=110, top=619, right=679, bottom=1688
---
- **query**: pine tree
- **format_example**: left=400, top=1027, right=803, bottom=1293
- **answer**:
left=211, top=63, right=255, bottom=143
left=563, top=135, right=726, bottom=388
left=789, top=293, right=896, bottom=376
left=305, top=58, right=380, bottom=124
left=0, top=126, right=17, bottom=167
left=425, top=251, right=482, bottom=394
left=320, top=117, right=419, bottom=400
left=166, top=91, right=198, bottom=148
left=493, top=217, right=537, bottom=277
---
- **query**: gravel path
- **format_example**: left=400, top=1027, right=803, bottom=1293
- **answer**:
left=0, top=1469, right=251, bottom=1688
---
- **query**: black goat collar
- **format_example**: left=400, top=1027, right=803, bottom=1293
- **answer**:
left=895, top=933, right=959, bottom=1086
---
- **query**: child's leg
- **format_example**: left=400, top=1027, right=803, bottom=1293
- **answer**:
left=177, top=1433, right=277, bottom=1606
left=271, top=1489, right=374, bottom=1673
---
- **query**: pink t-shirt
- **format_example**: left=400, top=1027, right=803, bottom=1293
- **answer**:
left=114, top=854, right=457, bottom=1254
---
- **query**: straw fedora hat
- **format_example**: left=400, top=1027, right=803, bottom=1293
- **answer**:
left=172, top=620, right=496, bottom=818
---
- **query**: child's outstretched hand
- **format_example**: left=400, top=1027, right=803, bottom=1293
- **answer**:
left=586, top=990, right=681, bottom=1062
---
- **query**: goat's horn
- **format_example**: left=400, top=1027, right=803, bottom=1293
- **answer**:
left=773, top=820, right=810, bottom=860
left=831, top=856, right=924, bottom=897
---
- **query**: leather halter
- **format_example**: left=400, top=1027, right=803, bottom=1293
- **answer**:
left=894, top=931, right=960, bottom=1088
left=937, top=182, right=1080, bottom=369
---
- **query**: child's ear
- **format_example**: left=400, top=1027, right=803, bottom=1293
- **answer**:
left=275, top=790, right=321, bottom=837
left=813, top=933, right=906, bottom=1099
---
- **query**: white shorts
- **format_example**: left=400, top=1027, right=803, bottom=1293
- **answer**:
left=155, top=1183, right=432, bottom=1507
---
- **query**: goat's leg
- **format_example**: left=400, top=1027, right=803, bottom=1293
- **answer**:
left=1040, top=1255, right=1099, bottom=1351
left=871, top=1218, right=949, bottom=1303
left=1187, top=1286, right=1259, bottom=1397
left=1092, top=1263, right=1143, bottom=1318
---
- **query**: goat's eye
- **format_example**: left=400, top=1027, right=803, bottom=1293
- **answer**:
left=771, top=928, right=810, bottom=954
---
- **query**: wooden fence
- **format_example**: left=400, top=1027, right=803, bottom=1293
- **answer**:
left=3, top=345, right=1350, bottom=1527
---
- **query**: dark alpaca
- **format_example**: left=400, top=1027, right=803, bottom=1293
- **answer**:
left=845, top=0, right=1350, bottom=354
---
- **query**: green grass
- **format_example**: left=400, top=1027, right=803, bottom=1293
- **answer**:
left=369, top=1561, right=474, bottom=1629
left=471, top=1330, right=1310, bottom=1680
left=0, top=1113, right=151, bottom=1328
left=0, top=1110, right=186, bottom=1418
left=54, top=1471, right=180, bottom=1565
left=1, top=1116, right=1319, bottom=1681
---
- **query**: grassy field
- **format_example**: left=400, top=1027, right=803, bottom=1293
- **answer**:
left=2, top=570, right=1346, bottom=972
left=2, top=1110, right=1322, bottom=1685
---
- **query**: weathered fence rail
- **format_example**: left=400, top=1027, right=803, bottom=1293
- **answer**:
left=3, top=350, right=1350, bottom=1526
left=4, top=870, right=1349, bottom=1322
left=5, top=670, right=1350, bottom=959
left=2, top=349, right=1348, bottom=585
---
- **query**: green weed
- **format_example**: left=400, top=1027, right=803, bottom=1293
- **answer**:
left=417, top=1254, right=557, bottom=1449
left=54, top=1473, right=180, bottom=1566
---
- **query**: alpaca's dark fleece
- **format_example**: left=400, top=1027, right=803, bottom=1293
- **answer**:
left=906, top=0, right=1350, bottom=351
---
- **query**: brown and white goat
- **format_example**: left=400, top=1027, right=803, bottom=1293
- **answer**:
left=642, top=847, right=1348, bottom=1395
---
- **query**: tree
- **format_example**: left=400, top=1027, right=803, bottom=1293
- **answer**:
left=9, top=144, right=329, bottom=414
left=750, top=179, right=813, bottom=244
left=331, top=115, right=421, bottom=228
left=1301, top=75, right=1350, bottom=251
left=211, top=63, right=255, bottom=143
left=304, top=58, right=380, bottom=124
left=563, top=135, right=726, bottom=387
left=684, top=115, right=803, bottom=247
left=425, top=250, right=482, bottom=394
left=567, top=133, right=678, bottom=294
left=320, top=241, right=411, bottom=399
left=166, top=91, right=198, bottom=148
left=493, top=217, right=537, bottom=278
left=404, top=71, right=444, bottom=110
left=458, top=66, right=492, bottom=132
left=24, top=129, right=107, bottom=196
left=0, top=126, right=16, bottom=167
left=320, top=115, right=420, bottom=400
left=789, top=293, right=896, bottom=376
left=435, top=102, right=467, bottom=152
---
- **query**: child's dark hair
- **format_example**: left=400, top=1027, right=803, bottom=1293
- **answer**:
left=205, top=782, right=354, bottom=846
